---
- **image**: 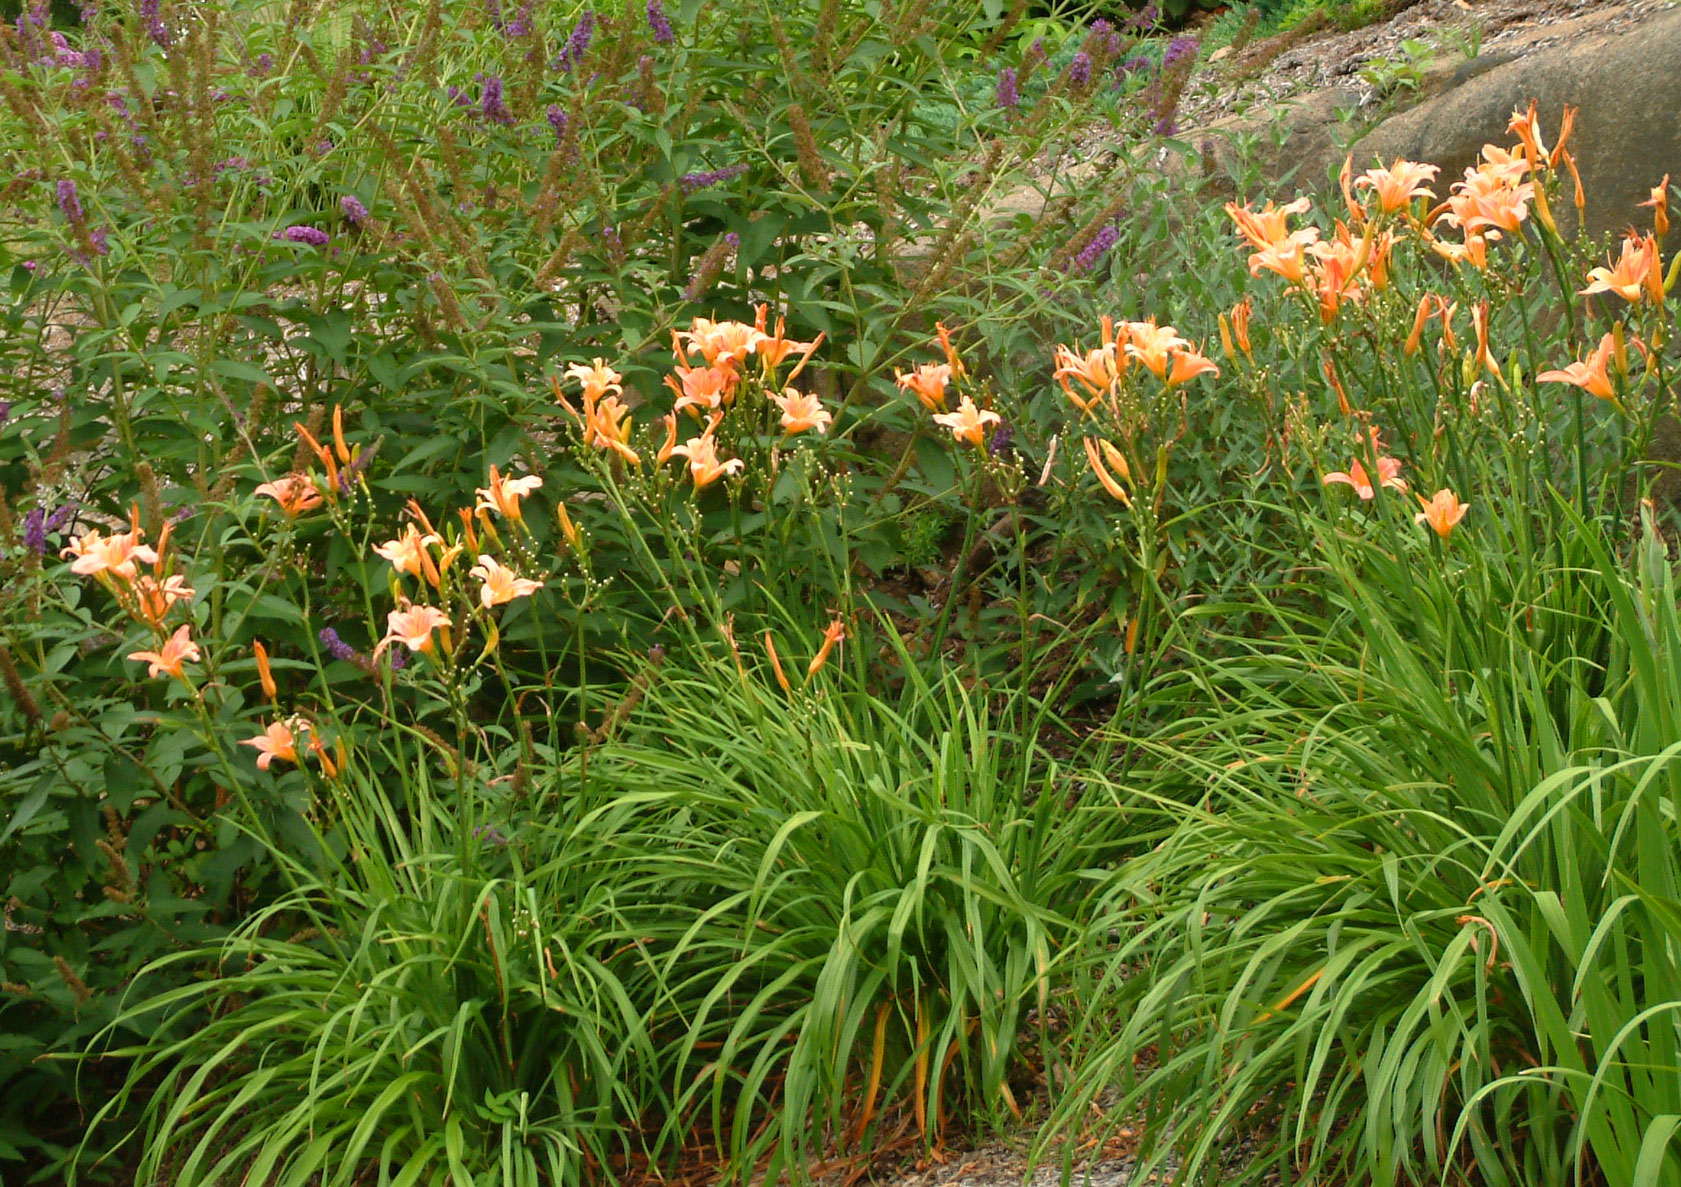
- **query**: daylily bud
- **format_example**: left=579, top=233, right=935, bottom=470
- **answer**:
left=1404, top=295, right=1432, bottom=357
left=1612, top=321, right=1630, bottom=379
left=254, top=640, right=277, bottom=702
left=764, top=632, right=792, bottom=693
left=557, top=503, right=582, bottom=553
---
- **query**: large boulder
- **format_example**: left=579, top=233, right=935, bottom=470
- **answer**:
left=1353, top=6, right=1681, bottom=243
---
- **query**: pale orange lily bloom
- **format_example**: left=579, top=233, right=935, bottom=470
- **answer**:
left=470, top=555, right=544, bottom=608
left=374, top=602, right=451, bottom=657
left=932, top=395, right=1001, bottom=448
left=1415, top=489, right=1470, bottom=539
left=60, top=517, right=159, bottom=582
left=255, top=474, right=323, bottom=517
left=895, top=363, right=953, bottom=411
left=240, top=719, right=301, bottom=770
left=773, top=388, right=831, bottom=435
left=1083, top=437, right=1132, bottom=506
left=1121, top=320, right=1191, bottom=379
left=565, top=359, right=624, bottom=403
left=127, top=623, right=200, bottom=681
left=1439, top=168, right=1533, bottom=237
left=1323, top=456, right=1407, bottom=500
left=1539, top=333, right=1617, bottom=401
left=681, top=318, right=763, bottom=370
left=1581, top=234, right=1660, bottom=304
left=1052, top=342, right=1119, bottom=413
left=1163, top=347, right=1221, bottom=388
left=1354, top=159, right=1439, bottom=214
left=1507, top=101, right=1549, bottom=166
left=475, top=465, right=543, bottom=524
left=1225, top=196, right=1318, bottom=252
left=665, top=363, right=736, bottom=417
left=1474, top=144, right=1531, bottom=185
left=1640, top=174, right=1670, bottom=238
left=669, top=420, right=744, bottom=489
left=132, top=573, right=197, bottom=626
left=1248, top=236, right=1314, bottom=285
left=373, top=523, right=442, bottom=578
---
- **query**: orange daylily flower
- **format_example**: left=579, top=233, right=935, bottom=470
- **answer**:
left=241, top=719, right=301, bottom=770
left=665, top=363, right=737, bottom=416
left=1052, top=342, right=1119, bottom=413
left=1248, top=236, right=1314, bottom=285
left=681, top=317, right=764, bottom=370
left=1120, top=320, right=1190, bottom=379
left=126, top=623, right=200, bottom=681
left=1539, top=333, right=1618, bottom=401
left=131, top=573, right=196, bottom=626
left=564, top=359, right=624, bottom=403
left=587, top=396, right=642, bottom=464
left=772, top=388, right=831, bottom=435
left=470, top=555, right=544, bottom=608
left=1581, top=234, right=1661, bottom=304
left=254, top=474, right=323, bottom=517
left=669, top=419, right=745, bottom=489
left=1438, top=167, right=1533, bottom=237
left=1354, top=158, right=1439, bottom=214
left=1323, top=456, right=1407, bottom=500
left=753, top=305, right=823, bottom=380
left=475, top=465, right=543, bottom=524
left=374, top=602, right=451, bottom=657
left=932, top=395, right=1001, bottom=448
left=60, top=510, right=159, bottom=582
left=373, top=523, right=443, bottom=578
left=1225, top=196, right=1318, bottom=253
left=895, top=363, right=953, bottom=411
left=1415, top=489, right=1470, bottom=539
left=1507, top=101, right=1549, bottom=167
left=1163, top=346, right=1221, bottom=389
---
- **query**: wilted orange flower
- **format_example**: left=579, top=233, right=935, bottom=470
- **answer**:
left=1404, top=294, right=1434, bottom=356
left=1581, top=234, right=1661, bottom=304
left=669, top=419, right=744, bottom=489
left=1415, top=489, right=1470, bottom=539
left=753, top=304, right=823, bottom=380
left=1355, top=158, right=1439, bottom=214
left=665, top=363, right=737, bottom=417
left=1539, top=333, right=1618, bottom=401
left=588, top=396, right=642, bottom=464
left=1083, top=437, right=1132, bottom=506
left=475, top=466, right=543, bottom=524
left=805, top=618, right=846, bottom=680
left=240, top=719, right=301, bottom=770
left=254, top=474, right=323, bottom=517
left=60, top=514, right=159, bottom=583
left=935, top=321, right=967, bottom=378
left=1471, top=300, right=1499, bottom=377
left=373, top=523, right=442, bottom=579
left=1641, top=174, right=1670, bottom=238
left=1323, top=456, right=1407, bottom=500
left=895, top=363, right=953, bottom=411
left=932, top=395, right=1001, bottom=448
left=470, top=555, right=544, bottom=608
left=127, top=623, right=200, bottom=681
left=1430, top=230, right=1491, bottom=271
left=772, top=388, right=831, bottom=435
left=374, top=602, right=451, bottom=657
left=1227, top=297, right=1253, bottom=360
left=132, top=573, right=196, bottom=626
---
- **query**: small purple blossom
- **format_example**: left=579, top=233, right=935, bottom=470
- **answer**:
left=647, top=0, right=674, bottom=44
left=276, top=225, right=330, bottom=246
left=319, top=628, right=357, bottom=662
left=988, top=422, right=1014, bottom=458
left=387, top=648, right=407, bottom=671
left=1067, top=50, right=1092, bottom=89
left=553, top=9, right=594, bottom=71
left=1162, top=36, right=1200, bottom=69
left=22, top=508, right=46, bottom=554
left=248, top=51, right=274, bottom=77
left=1069, top=223, right=1119, bottom=273
left=340, top=194, right=369, bottom=224
left=0, top=400, right=10, bottom=424
left=1153, top=114, right=1177, bottom=137
left=56, top=180, right=84, bottom=225
left=679, top=164, right=746, bottom=193
left=447, top=84, right=472, bottom=108
left=545, top=104, right=569, bottom=147
left=478, top=73, right=515, bottom=125
left=995, top=66, right=1018, bottom=110
left=138, top=0, right=170, bottom=47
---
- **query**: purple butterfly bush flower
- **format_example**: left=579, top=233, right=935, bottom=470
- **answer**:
left=138, top=0, right=170, bottom=47
left=553, top=9, right=594, bottom=71
left=56, top=179, right=84, bottom=224
left=318, top=628, right=358, bottom=662
left=546, top=104, right=569, bottom=148
left=479, top=73, right=515, bottom=125
left=340, top=194, right=369, bottom=224
left=995, top=66, right=1019, bottom=110
left=679, top=164, right=746, bottom=192
left=647, top=0, right=674, bottom=44
left=1162, top=35, right=1200, bottom=69
left=1067, top=50, right=1092, bottom=89
left=1069, top=223, right=1119, bottom=273
left=276, top=225, right=330, bottom=246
